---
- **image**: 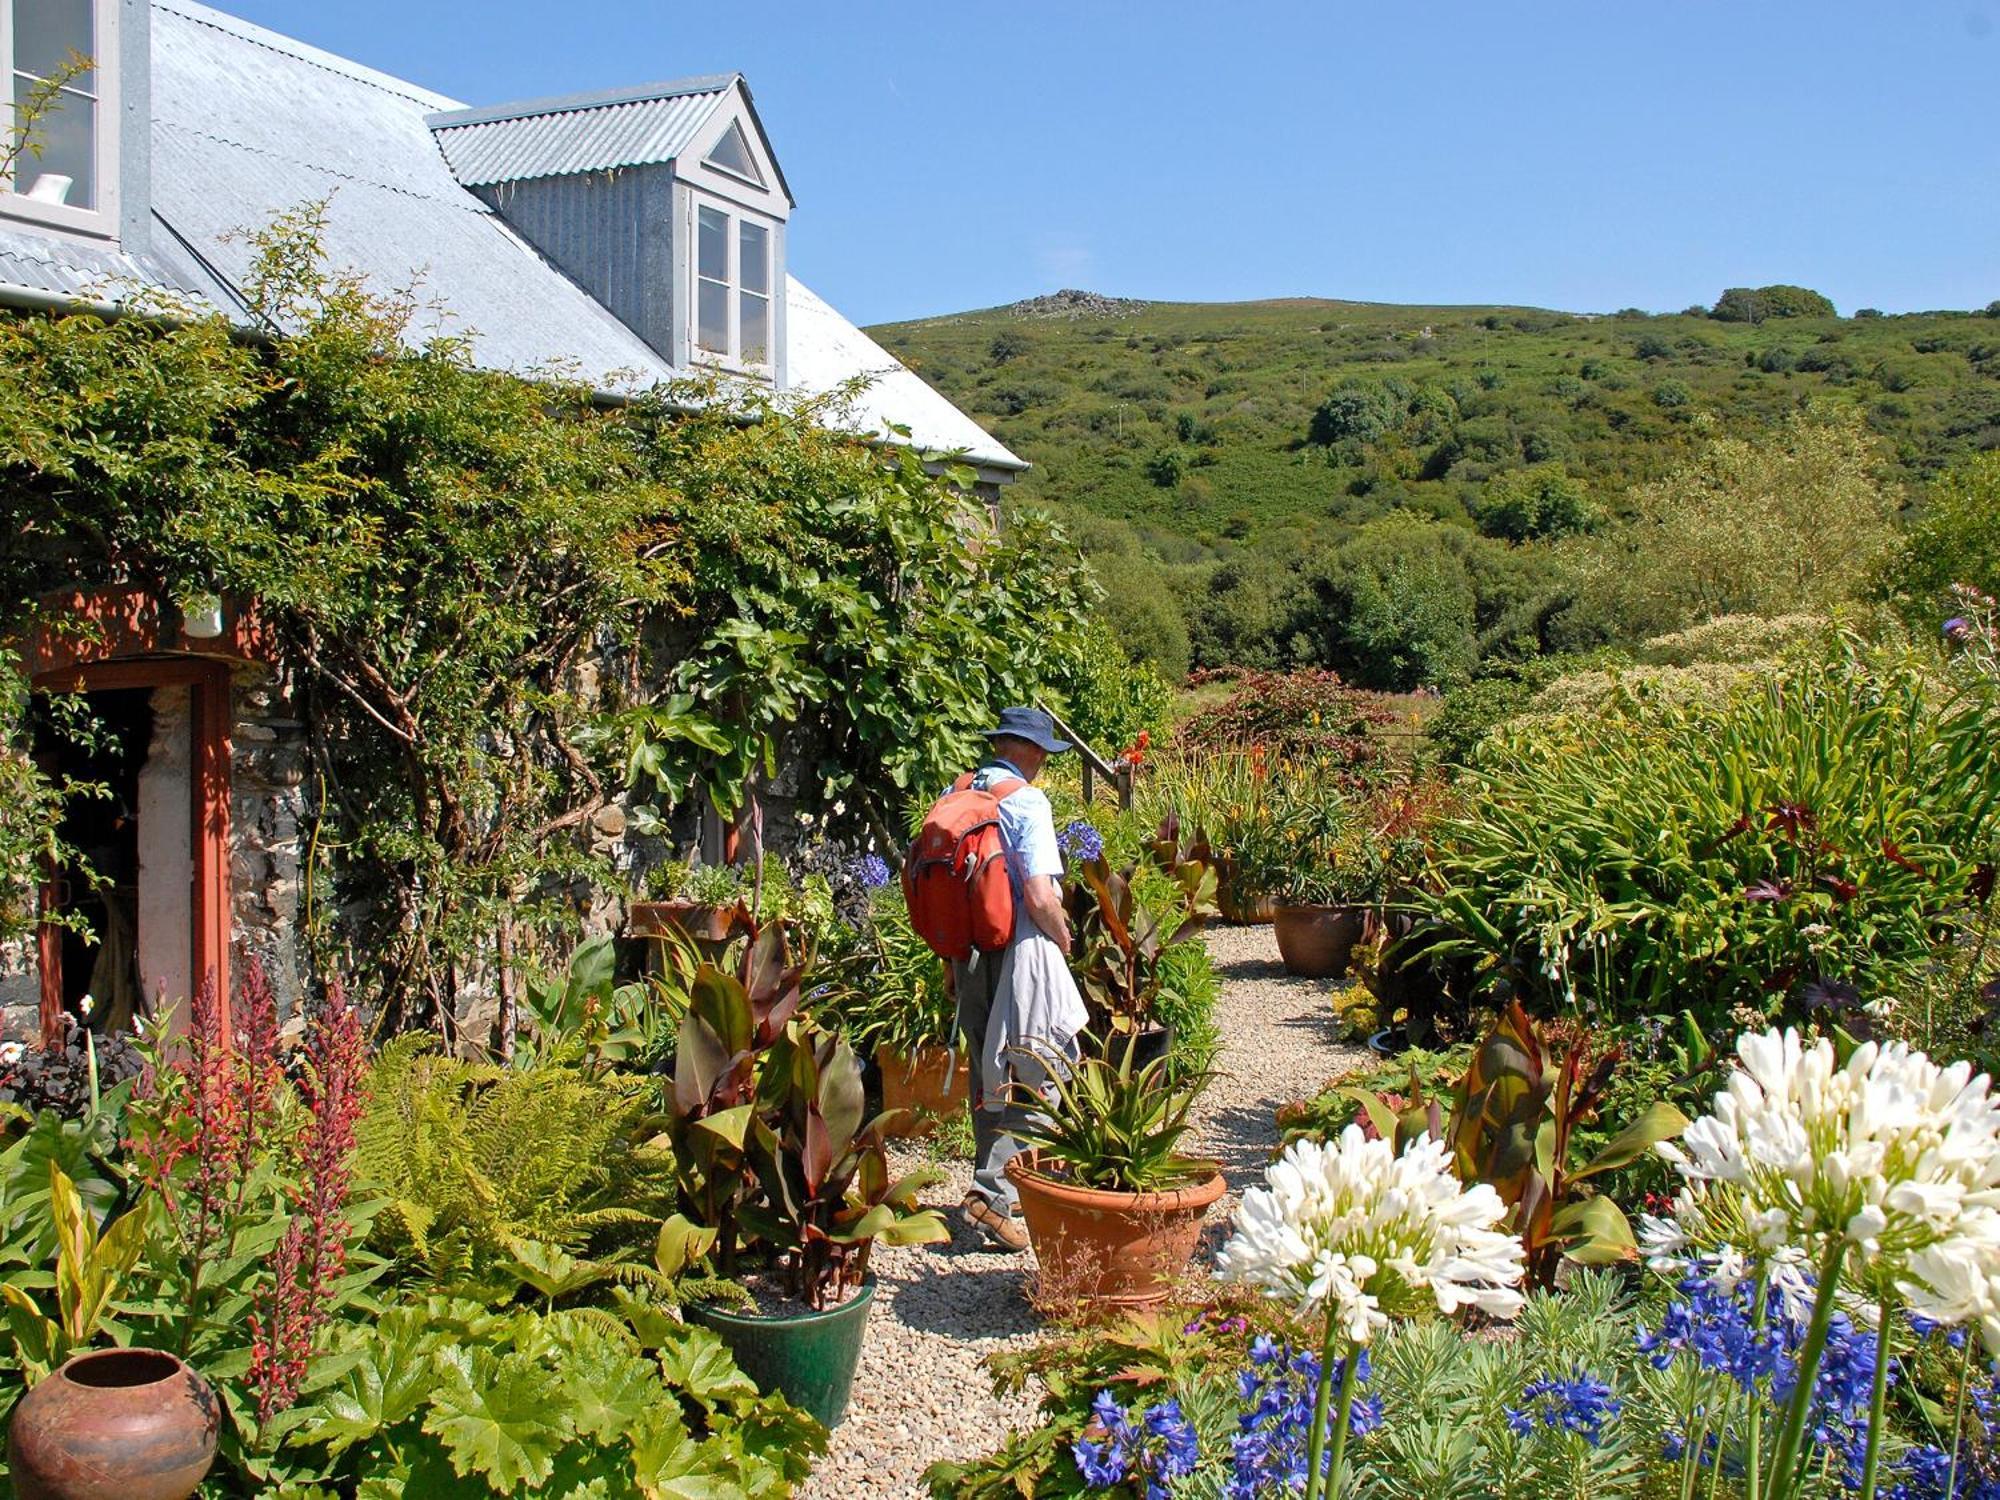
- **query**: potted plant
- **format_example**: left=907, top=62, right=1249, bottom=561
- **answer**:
left=1271, top=809, right=1391, bottom=979
left=817, top=890, right=967, bottom=1138
left=661, top=919, right=947, bottom=1426
left=630, top=860, right=750, bottom=948
left=1004, top=1036, right=1224, bottom=1314
left=1063, top=821, right=1216, bottom=1066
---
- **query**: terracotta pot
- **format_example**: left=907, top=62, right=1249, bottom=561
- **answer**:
left=8, top=1348, right=220, bottom=1500
left=1274, top=903, right=1367, bottom=979
left=628, top=899, right=741, bottom=944
left=1005, top=1150, right=1225, bottom=1312
left=1211, top=860, right=1275, bottom=925
left=876, top=1043, right=969, bottom=1138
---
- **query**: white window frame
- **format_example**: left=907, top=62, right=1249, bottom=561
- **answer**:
left=689, top=191, right=774, bottom=375
left=0, top=0, right=120, bottom=237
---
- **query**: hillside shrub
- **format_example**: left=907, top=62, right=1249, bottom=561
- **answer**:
left=1881, top=451, right=2000, bottom=627
left=1474, top=463, right=1598, bottom=541
left=1424, top=641, right=2000, bottom=1031
left=1566, top=406, right=1899, bottom=641
left=1312, top=513, right=1479, bottom=689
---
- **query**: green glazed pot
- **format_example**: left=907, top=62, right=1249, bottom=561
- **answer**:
left=684, top=1277, right=876, bottom=1429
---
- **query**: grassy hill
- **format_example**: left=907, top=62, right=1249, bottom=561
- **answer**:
left=868, top=290, right=2000, bottom=687
left=870, top=292, right=2000, bottom=546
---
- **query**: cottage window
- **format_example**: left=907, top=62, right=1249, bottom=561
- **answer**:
left=693, top=198, right=774, bottom=369
left=3, top=0, right=115, bottom=231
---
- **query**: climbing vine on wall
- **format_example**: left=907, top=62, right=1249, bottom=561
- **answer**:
left=0, top=205, right=1094, bottom=1024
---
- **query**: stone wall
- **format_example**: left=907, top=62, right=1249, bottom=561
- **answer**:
left=229, top=666, right=309, bottom=1019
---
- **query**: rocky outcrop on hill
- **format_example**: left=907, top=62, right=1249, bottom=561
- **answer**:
left=1006, top=288, right=1148, bottom=320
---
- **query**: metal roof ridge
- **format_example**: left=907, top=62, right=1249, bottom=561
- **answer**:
left=425, top=76, right=739, bottom=133
left=155, top=0, right=464, bottom=112
left=155, top=117, right=496, bottom=210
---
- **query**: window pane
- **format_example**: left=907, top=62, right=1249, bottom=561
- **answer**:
left=14, top=0, right=96, bottom=89
left=697, top=205, right=729, bottom=282
left=13, top=79, right=93, bottom=207
left=740, top=290, right=769, bottom=364
left=697, top=278, right=729, bottom=354
left=705, top=121, right=762, bottom=184
left=738, top=221, right=768, bottom=296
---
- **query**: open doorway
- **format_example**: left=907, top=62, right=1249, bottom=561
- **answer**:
left=35, top=687, right=154, bottom=1033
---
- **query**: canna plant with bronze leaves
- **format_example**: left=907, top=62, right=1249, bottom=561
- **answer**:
left=657, top=915, right=946, bottom=1307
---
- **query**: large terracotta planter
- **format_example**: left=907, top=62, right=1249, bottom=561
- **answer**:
left=1005, top=1151, right=1225, bottom=1313
left=685, top=1278, right=876, bottom=1429
left=628, top=899, right=740, bottom=944
left=876, top=1043, right=969, bottom=1138
left=8, top=1348, right=220, bottom=1500
left=1274, top=903, right=1366, bottom=978
left=1212, top=860, right=1275, bottom=925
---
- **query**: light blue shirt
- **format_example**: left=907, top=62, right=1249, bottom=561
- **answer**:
left=969, top=759, right=1062, bottom=902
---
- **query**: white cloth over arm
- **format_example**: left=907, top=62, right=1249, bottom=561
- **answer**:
left=980, top=925, right=1088, bottom=1108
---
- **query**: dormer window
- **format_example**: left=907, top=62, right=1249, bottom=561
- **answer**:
left=3, top=0, right=117, bottom=233
left=695, top=200, right=773, bottom=368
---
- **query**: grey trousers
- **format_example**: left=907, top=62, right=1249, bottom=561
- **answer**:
left=952, top=950, right=1042, bottom=1216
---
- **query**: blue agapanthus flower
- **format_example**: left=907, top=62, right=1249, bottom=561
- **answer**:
left=1058, top=819, right=1105, bottom=863
left=1505, top=1367, right=1622, bottom=1446
left=852, top=852, right=893, bottom=890
left=1072, top=1392, right=1201, bottom=1498
left=1229, top=1343, right=1373, bottom=1500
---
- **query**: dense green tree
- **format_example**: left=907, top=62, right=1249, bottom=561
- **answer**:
left=1567, top=407, right=1899, bottom=640
left=1710, top=285, right=1837, bottom=323
left=1309, top=513, right=1479, bottom=690
left=1475, top=464, right=1598, bottom=542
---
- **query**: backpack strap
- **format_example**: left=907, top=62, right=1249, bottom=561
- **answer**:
left=968, top=765, right=1025, bottom=802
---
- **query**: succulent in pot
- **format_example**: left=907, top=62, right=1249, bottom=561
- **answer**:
left=1003, top=1035, right=1224, bottom=1312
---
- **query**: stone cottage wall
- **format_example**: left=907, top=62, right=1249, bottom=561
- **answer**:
left=230, top=668, right=310, bottom=1020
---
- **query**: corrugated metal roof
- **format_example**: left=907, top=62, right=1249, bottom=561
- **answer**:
left=0, top=219, right=224, bottom=309
left=786, top=277, right=1024, bottom=471
left=431, top=85, right=728, bottom=188
left=0, top=0, right=1025, bottom=471
left=149, top=1, right=673, bottom=385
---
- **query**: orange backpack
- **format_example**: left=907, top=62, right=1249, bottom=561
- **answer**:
left=903, top=771, right=1025, bottom=961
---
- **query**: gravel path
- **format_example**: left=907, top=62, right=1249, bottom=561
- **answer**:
left=802, top=925, right=1366, bottom=1498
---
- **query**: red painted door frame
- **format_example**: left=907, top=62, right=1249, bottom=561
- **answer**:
left=31, top=657, right=234, bottom=1045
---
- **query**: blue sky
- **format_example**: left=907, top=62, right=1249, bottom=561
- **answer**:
left=218, top=2, right=2000, bottom=326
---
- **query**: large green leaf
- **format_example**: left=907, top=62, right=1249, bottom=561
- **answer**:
left=288, top=1311, right=440, bottom=1457
left=421, top=1346, right=566, bottom=1495
left=653, top=1325, right=758, bottom=1408
left=1549, top=1194, right=1639, bottom=1265
left=1573, top=1101, right=1690, bottom=1182
left=545, top=1315, right=660, bottom=1443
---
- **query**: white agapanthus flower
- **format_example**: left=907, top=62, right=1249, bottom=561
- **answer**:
left=1658, top=1027, right=2000, bottom=1344
left=1216, top=1125, right=1527, bottom=1343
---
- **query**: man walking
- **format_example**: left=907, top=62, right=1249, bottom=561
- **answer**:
left=952, top=706, right=1089, bottom=1251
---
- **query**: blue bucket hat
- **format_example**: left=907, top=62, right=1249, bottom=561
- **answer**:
left=981, top=705, right=1072, bottom=754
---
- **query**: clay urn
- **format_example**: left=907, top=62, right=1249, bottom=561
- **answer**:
left=7, top=1348, right=220, bottom=1500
